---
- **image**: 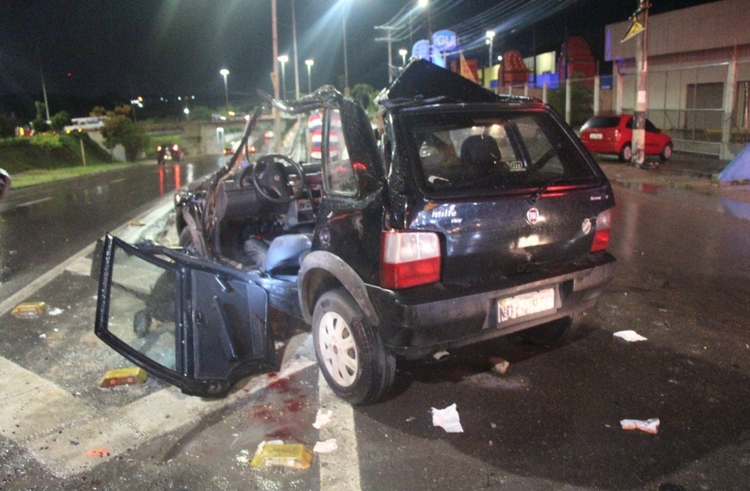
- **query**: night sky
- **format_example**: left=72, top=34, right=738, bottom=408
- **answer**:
left=0, top=0, right=717, bottom=118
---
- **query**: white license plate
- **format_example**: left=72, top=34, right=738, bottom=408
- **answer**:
left=589, top=133, right=603, bottom=140
left=497, top=288, right=555, bottom=324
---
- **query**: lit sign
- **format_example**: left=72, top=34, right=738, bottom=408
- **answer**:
left=432, top=30, right=457, bottom=52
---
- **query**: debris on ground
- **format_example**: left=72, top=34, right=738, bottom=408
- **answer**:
left=312, top=409, right=332, bottom=429
left=620, top=418, right=660, bottom=434
left=11, top=301, right=50, bottom=319
left=99, top=367, right=148, bottom=388
left=489, top=357, right=510, bottom=374
left=433, top=351, right=450, bottom=361
left=48, top=307, right=64, bottom=316
left=86, top=448, right=111, bottom=457
left=235, top=449, right=251, bottom=464
left=431, top=403, right=464, bottom=433
left=128, top=220, right=146, bottom=227
left=613, top=330, right=648, bottom=342
left=313, top=438, right=338, bottom=454
left=250, top=441, right=314, bottom=469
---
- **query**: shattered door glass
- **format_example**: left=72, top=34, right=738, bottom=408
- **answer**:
left=105, top=244, right=179, bottom=371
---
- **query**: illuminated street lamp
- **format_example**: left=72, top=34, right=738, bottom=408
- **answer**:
left=399, top=48, right=408, bottom=66
left=305, top=59, right=314, bottom=94
left=486, top=30, right=495, bottom=68
left=219, top=68, right=230, bottom=114
left=341, top=0, right=351, bottom=96
left=278, top=55, right=289, bottom=100
left=183, top=107, right=190, bottom=121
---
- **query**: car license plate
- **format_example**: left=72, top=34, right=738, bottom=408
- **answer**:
left=589, top=133, right=603, bottom=140
left=497, top=288, right=555, bottom=324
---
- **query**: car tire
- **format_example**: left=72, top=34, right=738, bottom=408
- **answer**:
left=660, top=142, right=673, bottom=161
left=312, top=288, right=396, bottom=405
left=618, top=143, right=632, bottom=162
left=515, top=312, right=583, bottom=347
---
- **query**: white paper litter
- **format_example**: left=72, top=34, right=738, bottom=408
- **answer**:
left=235, top=449, right=251, bottom=463
left=48, top=308, right=63, bottom=316
left=613, top=330, right=648, bottom=342
left=431, top=403, right=464, bottom=433
left=620, top=418, right=660, bottom=434
left=433, top=350, right=450, bottom=361
left=313, top=409, right=332, bottom=429
left=313, top=438, right=338, bottom=454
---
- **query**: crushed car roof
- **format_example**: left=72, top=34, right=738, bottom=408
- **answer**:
left=378, top=58, right=531, bottom=108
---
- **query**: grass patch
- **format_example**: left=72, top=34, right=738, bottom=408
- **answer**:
left=11, top=161, right=151, bottom=188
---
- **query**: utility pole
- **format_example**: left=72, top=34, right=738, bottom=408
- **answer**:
left=632, top=0, right=650, bottom=168
left=375, top=25, right=396, bottom=83
left=272, top=0, right=282, bottom=152
left=292, top=0, right=301, bottom=100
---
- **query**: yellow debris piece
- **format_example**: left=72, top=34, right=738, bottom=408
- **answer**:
left=250, top=443, right=313, bottom=469
left=99, top=367, right=148, bottom=388
left=11, top=302, right=49, bottom=319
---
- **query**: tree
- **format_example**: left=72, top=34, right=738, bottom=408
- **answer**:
left=0, top=114, right=18, bottom=138
left=100, top=105, right=149, bottom=161
left=547, top=72, right=594, bottom=129
left=32, top=116, right=50, bottom=133
left=50, top=111, right=71, bottom=132
left=351, top=84, right=377, bottom=114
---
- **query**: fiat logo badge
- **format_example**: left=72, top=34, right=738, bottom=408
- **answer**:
left=526, top=207, right=540, bottom=225
left=582, top=218, right=592, bottom=235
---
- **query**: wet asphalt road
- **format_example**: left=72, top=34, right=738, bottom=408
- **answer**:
left=0, top=156, right=226, bottom=304
left=1, top=158, right=750, bottom=490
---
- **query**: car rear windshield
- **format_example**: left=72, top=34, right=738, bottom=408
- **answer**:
left=404, top=108, right=598, bottom=195
left=581, top=116, right=622, bottom=130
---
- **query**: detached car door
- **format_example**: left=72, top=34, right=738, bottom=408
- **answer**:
left=94, top=234, right=274, bottom=398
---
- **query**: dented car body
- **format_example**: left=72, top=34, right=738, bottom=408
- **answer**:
left=95, top=60, right=615, bottom=404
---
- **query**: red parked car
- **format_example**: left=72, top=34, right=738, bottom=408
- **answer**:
left=579, top=114, right=673, bottom=162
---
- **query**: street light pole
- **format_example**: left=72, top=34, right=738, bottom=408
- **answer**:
left=278, top=55, right=288, bottom=100
left=305, top=59, right=314, bottom=94
left=399, top=49, right=407, bottom=66
left=342, top=6, right=349, bottom=95
left=220, top=68, right=230, bottom=114
left=486, top=30, right=495, bottom=88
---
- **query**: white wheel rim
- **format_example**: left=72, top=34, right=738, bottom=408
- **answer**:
left=317, top=311, right=359, bottom=388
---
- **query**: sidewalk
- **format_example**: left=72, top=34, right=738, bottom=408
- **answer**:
left=598, top=152, right=750, bottom=206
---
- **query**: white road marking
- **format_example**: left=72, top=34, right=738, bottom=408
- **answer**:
left=15, top=196, right=53, bottom=208
left=318, top=370, right=363, bottom=491
left=109, top=178, right=126, bottom=184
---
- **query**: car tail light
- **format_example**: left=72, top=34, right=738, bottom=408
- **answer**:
left=381, top=230, right=441, bottom=289
left=591, top=209, right=612, bottom=252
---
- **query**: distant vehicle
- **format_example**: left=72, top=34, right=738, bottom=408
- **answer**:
left=223, top=147, right=234, bottom=156
left=64, top=117, right=106, bottom=133
left=579, top=114, right=673, bottom=163
left=156, top=143, right=184, bottom=165
left=0, top=168, right=10, bottom=201
left=94, top=60, right=616, bottom=405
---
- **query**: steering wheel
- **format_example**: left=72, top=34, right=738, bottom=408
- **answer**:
left=243, top=154, right=307, bottom=204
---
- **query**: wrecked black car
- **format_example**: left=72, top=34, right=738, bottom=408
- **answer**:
left=94, top=60, right=616, bottom=405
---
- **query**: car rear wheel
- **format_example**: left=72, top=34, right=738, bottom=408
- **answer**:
left=515, top=312, right=583, bottom=347
left=312, top=288, right=396, bottom=405
left=660, top=142, right=673, bottom=161
left=618, top=143, right=632, bottom=162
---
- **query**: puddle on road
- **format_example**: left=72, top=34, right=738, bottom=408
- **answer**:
left=611, top=179, right=750, bottom=222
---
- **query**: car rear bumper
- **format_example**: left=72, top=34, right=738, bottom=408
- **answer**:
left=367, top=254, right=616, bottom=357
